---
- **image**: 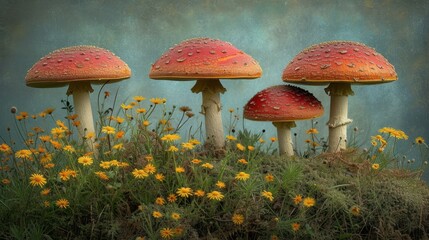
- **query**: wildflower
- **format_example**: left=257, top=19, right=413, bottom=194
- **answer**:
left=194, top=189, right=205, bottom=197
left=265, top=173, right=275, bottom=182
left=179, top=106, right=192, bottom=112
left=112, top=143, right=124, bottom=150
left=226, top=135, right=237, bottom=141
left=271, top=235, right=279, bottom=240
left=95, top=171, right=109, bottom=181
left=228, top=108, right=235, bottom=113
left=115, top=131, right=125, bottom=139
left=415, top=137, right=425, bottom=145
left=181, top=142, right=195, bottom=150
left=238, top=158, right=248, bottom=164
left=155, top=173, right=165, bottom=181
left=188, top=138, right=201, bottom=145
left=44, top=163, right=55, bottom=169
left=85, top=131, right=95, bottom=140
left=161, top=134, right=181, bottom=141
left=142, top=120, right=150, bottom=127
left=168, top=146, right=179, bottom=152
left=306, top=128, right=319, bottom=134
left=207, top=191, right=224, bottom=201
left=66, top=114, right=78, bottom=120
left=171, top=212, right=181, bottom=220
left=191, top=158, right=202, bottom=164
left=43, top=108, right=55, bottom=115
left=136, top=108, right=147, bottom=114
left=236, top=143, right=245, bottom=151
left=155, top=197, right=166, bottom=205
left=175, top=167, right=185, bottom=173
left=43, top=201, right=50, bottom=207
left=51, top=127, right=66, bottom=138
left=29, top=173, right=47, bottom=187
left=116, top=116, right=125, bottom=124
left=101, top=126, right=116, bottom=135
left=0, top=143, right=11, bottom=153
left=270, top=137, right=277, bottom=142
left=293, top=194, right=303, bottom=205
left=176, top=187, right=193, bottom=198
left=63, top=145, right=76, bottom=153
left=216, top=181, right=226, bottom=188
left=201, top=163, right=214, bottom=169
left=379, top=127, right=408, bottom=140
left=186, top=112, right=194, bottom=118
left=150, top=97, right=166, bottom=104
left=291, top=222, right=300, bottom=232
left=159, top=119, right=167, bottom=125
left=72, top=120, right=81, bottom=127
left=371, top=141, right=377, bottom=146
left=132, top=169, right=149, bottom=179
left=235, top=172, right=250, bottom=181
left=19, top=111, right=29, bottom=119
left=303, top=197, right=316, bottom=207
left=2, top=179, right=11, bottom=185
left=15, top=149, right=32, bottom=159
left=152, top=211, right=163, bottom=218
left=247, top=145, right=255, bottom=151
left=59, top=169, right=73, bottom=181
left=372, top=163, right=380, bottom=170
left=56, top=198, right=70, bottom=209
left=167, top=193, right=177, bottom=202
left=261, top=190, right=274, bottom=201
left=40, top=188, right=50, bottom=195
left=232, top=213, right=244, bottom=225
left=144, top=163, right=156, bottom=174
left=121, top=103, right=133, bottom=110
left=259, top=138, right=265, bottom=143
left=133, top=96, right=146, bottom=102
left=350, top=205, right=360, bottom=216
left=39, top=135, right=51, bottom=142
left=159, top=228, right=174, bottom=239
left=100, top=161, right=111, bottom=169
left=78, top=156, right=93, bottom=166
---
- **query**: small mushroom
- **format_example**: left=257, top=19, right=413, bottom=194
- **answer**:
left=149, top=37, right=262, bottom=149
left=282, top=41, right=397, bottom=152
left=243, top=85, right=324, bottom=156
left=25, top=45, right=131, bottom=152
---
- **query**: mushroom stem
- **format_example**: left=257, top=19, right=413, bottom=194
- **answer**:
left=273, top=121, right=296, bottom=156
left=67, top=82, right=96, bottom=153
left=191, top=79, right=227, bottom=149
left=325, top=83, right=354, bottom=152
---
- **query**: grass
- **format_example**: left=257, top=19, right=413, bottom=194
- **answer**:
left=0, top=90, right=428, bottom=240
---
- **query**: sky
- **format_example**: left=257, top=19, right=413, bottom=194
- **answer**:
left=1, top=0, right=428, bottom=180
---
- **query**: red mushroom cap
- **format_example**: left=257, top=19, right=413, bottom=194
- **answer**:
left=243, top=85, right=324, bottom=122
left=282, top=41, right=397, bottom=85
left=25, top=45, right=131, bottom=88
left=149, top=37, right=262, bottom=80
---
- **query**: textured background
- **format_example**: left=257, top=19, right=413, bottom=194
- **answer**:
left=1, top=0, right=428, bottom=181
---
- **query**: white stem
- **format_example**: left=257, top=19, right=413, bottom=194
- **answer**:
left=191, top=79, right=226, bottom=149
left=67, top=82, right=97, bottom=154
left=325, top=83, right=354, bottom=153
left=273, top=122, right=296, bottom=156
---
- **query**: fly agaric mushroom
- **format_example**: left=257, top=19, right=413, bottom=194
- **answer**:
left=25, top=45, right=131, bottom=152
left=282, top=41, right=397, bottom=153
left=243, top=85, right=324, bottom=156
left=149, top=37, right=262, bottom=149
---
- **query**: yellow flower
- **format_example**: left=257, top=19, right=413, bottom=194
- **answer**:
left=247, top=145, right=255, bottom=151
left=155, top=197, right=165, bottom=206
left=161, top=134, right=181, bottom=141
left=15, top=149, right=32, bottom=159
left=101, top=126, right=116, bottom=135
left=1, top=179, right=10, bottom=185
left=293, top=194, right=303, bottom=205
left=50, top=140, right=62, bottom=149
left=132, top=169, right=149, bottom=179
left=0, top=143, right=11, bottom=153
left=136, top=108, right=147, bottom=114
left=216, top=181, right=226, bottom=189
left=265, top=173, right=275, bottom=182
left=152, top=211, right=163, bottom=218
left=168, top=146, right=179, bottom=152
left=112, top=143, right=124, bottom=150
left=78, top=156, right=93, bottom=166
left=51, top=127, right=66, bottom=138
left=99, top=161, right=111, bottom=169
left=188, top=138, right=201, bottom=145
left=303, top=197, right=316, bottom=207
left=39, top=135, right=51, bottom=142
left=115, top=116, right=125, bottom=124
left=238, top=158, right=248, bottom=164
left=133, top=96, right=146, bottom=102
left=372, top=163, right=380, bottom=170
left=415, top=137, right=425, bottom=145
left=270, top=137, right=277, bottom=142
left=40, top=188, right=51, bottom=196
left=159, top=228, right=174, bottom=239
left=175, top=167, right=185, bottom=173
left=226, top=135, right=237, bottom=141
left=143, top=120, right=150, bottom=127
left=56, top=198, right=70, bottom=209
left=63, top=145, right=75, bottom=153
left=155, top=173, right=165, bottom=181
left=191, top=158, right=202, bottom=164
left=261, top=190, right=274, bottom=202
left=171, top=212, right=181, bottom=220
left=232, top=213, right=244, bottom=225
left=121, top=103, right=133, bottom=110
left=176, top=187, right=193, bottom=198
left=201, top=163, right=214, bottom=169
left=194, top=189, right=205, bottom=197
left=144, top=163, right=156, bottom=174
left=259, top=138, right=265, bottom=143
left=29, top=173, right=47, bottom=187
left=85, top=131, right=95, bottom=139
left=236, top=143, right=245, bottom=151
left=379, top=127, right=408, bottom=140
left=207, top=191, right=224, bottom=201
left=306, top=128, right=319, bottom=134
left=291, top=222, right=300, bottom=232
left=350, top=205, right=360, bottom=216
left=150, top=97, right=166, bottom=105
left=181, top=142, right=195, bottom=150
left=95, top=171, right=109, bottom=180
left=235, top=172, right=250, bottom=181
left=167, top=194, right=177, bottom=202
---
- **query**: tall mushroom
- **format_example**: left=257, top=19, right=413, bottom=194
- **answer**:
left=149, top=37, right=262, bottom=149
left=25, top=45, right=131, bottom=152
left=243, top=85, right=324, bottom=156
left=282, top=41, right=397, bottom=153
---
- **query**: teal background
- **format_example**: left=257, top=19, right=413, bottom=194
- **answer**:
left=1, top=0, right=428, bottom=180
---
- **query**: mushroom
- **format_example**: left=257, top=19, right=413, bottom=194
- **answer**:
left=149, top=37, right=262, bottom=149
left=282, top=41, right=397, bottom=152
left=25, top=45, right=131, bottom=152
left=243, top=85, right=324, bottom=156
